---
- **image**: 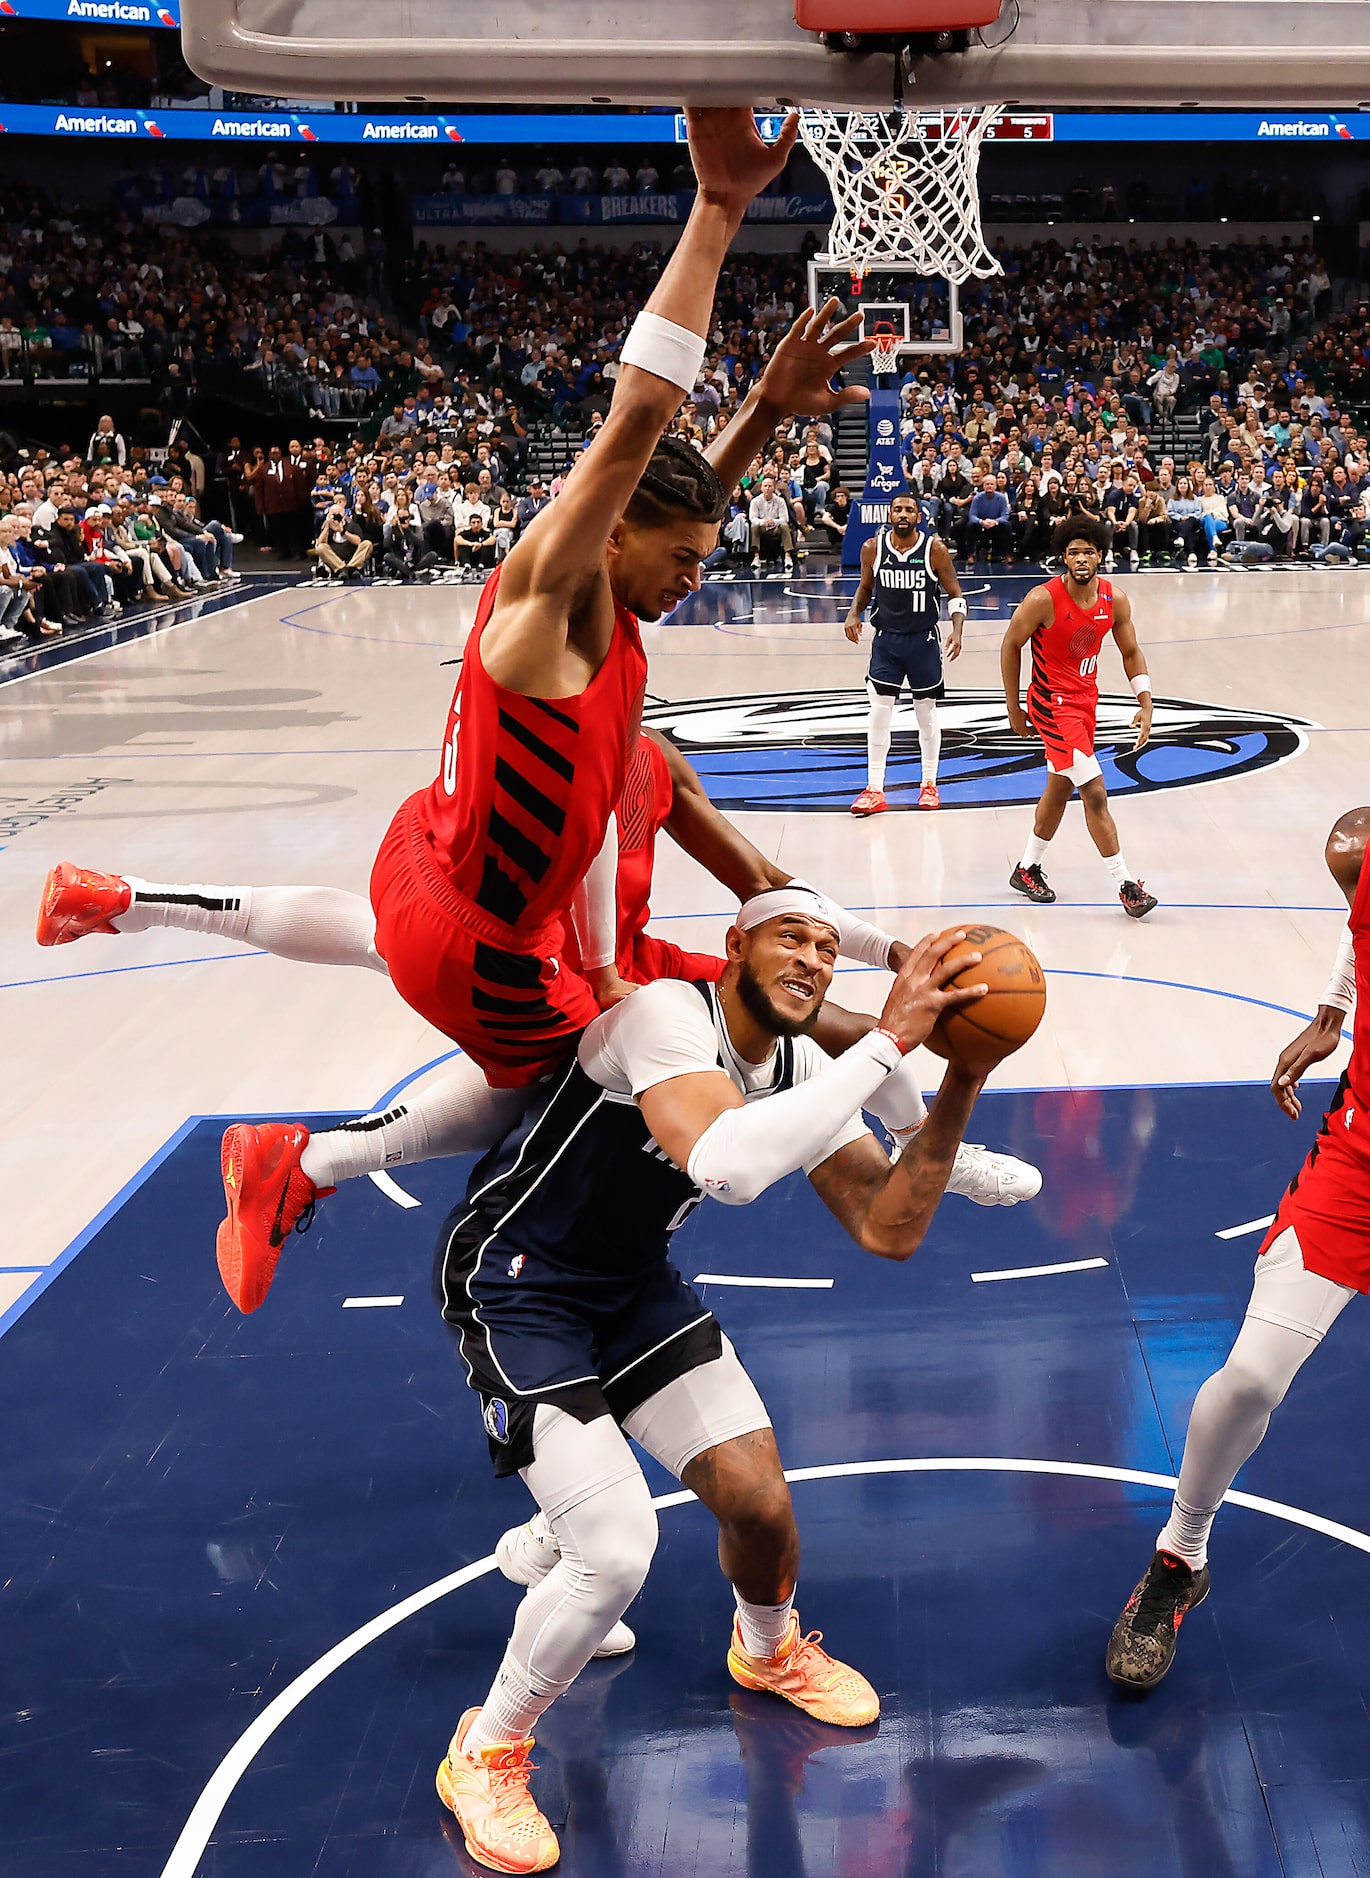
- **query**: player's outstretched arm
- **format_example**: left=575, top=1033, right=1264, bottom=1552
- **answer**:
left=1109, top=593, right=1153, bottom=751
left=652, top=729, right=907, bottom=967
left=843, top=537, right=877, bottom=641
left=639, top=931, right=984, bottom=1206
left=1000, top=589, right=1050, bottom=737
left=704, top=302, right=874, bottom=495
left=1271, top=807, right=1367, bottom=1117
left=930, top=536, right=965, bottom=660
left=499, top=108, right=797, bottom=616
left=807, top=1059, right=988, bottom=1258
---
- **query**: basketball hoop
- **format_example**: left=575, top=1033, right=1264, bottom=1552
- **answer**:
left=868, top=322, right=904, bottom=379
left=798, top=105, right=1002, bottom=285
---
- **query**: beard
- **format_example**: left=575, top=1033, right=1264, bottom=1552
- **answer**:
left=735, top=959, right=823, bottom=1039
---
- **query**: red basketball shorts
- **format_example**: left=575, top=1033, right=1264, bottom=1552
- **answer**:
left=370, top=795, right=600, bottom=1088
left=1260, top=1076, right=1370, bottom=1292
left=1029, top=697, right=1099, bottom=782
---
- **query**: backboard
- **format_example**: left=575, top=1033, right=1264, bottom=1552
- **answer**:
left=180, top=1, right=1370, bottom=106
left=806, top=261, right=962, bottom=355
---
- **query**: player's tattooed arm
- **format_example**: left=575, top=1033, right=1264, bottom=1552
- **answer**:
left=808, top=1063, right=988, bottom=1259
left=1109, top=592, right=1153, bottom=751
left=843, top=536, right=877, bottom=642
left=1000, top=588, right=1052, bottom=739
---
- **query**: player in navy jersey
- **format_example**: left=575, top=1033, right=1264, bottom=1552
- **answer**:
left=430, top=886, right=1010, bottom=1872
left=844, top=490, right=966, bottom=815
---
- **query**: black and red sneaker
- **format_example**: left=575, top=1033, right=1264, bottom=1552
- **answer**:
left=1120, top=879, right=1159, bottom=919
left=1009, top=862, right=1056, bottom=905
left=1106, top=1549, right=1211, bottom=1692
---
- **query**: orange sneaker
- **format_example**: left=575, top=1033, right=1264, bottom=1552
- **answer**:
left=850, top=787, right=887, bottom=817
left=35, top=862, right=131, bottom=945
left=727, top=1614, right=879, bottom=1727
left=436, top=1707, right=560, bottom=1874
left=216, top=1122, right=327, bottom=1314
left=918, top=782, right=941, bottom=809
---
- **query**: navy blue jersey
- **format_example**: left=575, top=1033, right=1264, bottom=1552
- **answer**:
left=870, top=527, right=941, bottom=635
left=433, top=981, right=801, bottom=1471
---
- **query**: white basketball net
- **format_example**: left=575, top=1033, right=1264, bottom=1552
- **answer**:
left=868, top=330, right=904, bottom=377
left=798, top=106, right=1002, bottom=286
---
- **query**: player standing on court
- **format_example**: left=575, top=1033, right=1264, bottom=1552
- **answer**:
left=1000, top=515, right=1159, bottom=918
left=845, top=490, right=965, bottom=815
left=1106, top=807, right=1369, bottom=1691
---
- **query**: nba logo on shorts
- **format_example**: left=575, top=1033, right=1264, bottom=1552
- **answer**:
left=507, top=1254, right=525, bottom=1279
left=483, top=1398, right=510, bottom=1444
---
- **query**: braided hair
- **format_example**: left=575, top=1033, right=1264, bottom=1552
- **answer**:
left=624, top=433, right=728, bottom=528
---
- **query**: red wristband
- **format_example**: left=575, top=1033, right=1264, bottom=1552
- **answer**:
left=872, top=1025, right=911, bottom=1058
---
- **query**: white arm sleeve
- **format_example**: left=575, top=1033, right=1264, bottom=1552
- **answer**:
left=786, top=877, right=897, bottom=971
left=686, top=1029, right=902, bottom=1206
left=1321, top=923, right=1357, bottom=1013
left=567, top=813, right=619, bottom=972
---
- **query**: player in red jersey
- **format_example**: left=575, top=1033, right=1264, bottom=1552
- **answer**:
left=1106, top=807, right=1370, bottom=1690
left=999, top=515, right=1159, bottom=919
left=368, top=108, right=869, bottom=1109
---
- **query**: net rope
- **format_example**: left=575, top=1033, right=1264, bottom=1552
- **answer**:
left=798, top=106, right=1002, bottom=285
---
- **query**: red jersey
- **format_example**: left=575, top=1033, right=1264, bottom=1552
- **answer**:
left=415, top=565, right=647, bottom=952
left=1263, top=853, right=1370, bottom=1288
left=1028, top=575, right=1115, bottom=717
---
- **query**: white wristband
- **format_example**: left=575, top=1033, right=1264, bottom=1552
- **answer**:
left=947, top=596, right=968, bottom=617
left=1130, top=672, right=1152, bottom=697
left=1321, top=923, right=1357, bottom=1014
left=620, top=311, right=708, bottom=394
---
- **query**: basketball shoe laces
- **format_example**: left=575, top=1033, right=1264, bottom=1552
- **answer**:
left=480, top=1743, right=544, bottom=1839
left=1130, top=1556, right=1193, bottom=1636
left=783, top=1627, right=864, bottom=1696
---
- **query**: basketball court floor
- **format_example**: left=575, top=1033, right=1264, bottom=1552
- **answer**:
left=3, top=562, right=1369, bottom=1876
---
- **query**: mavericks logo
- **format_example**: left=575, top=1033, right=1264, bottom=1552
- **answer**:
left=483, top=1398, right=510, bottom=1444
left=642, top=687, right=1315, bottom=814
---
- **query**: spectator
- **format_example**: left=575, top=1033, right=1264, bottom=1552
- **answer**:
left=314, top=502, right=373, bottom=581
left=748, top=475, right=795, bottom=573
left=967, top=475, right=1011, bottom=566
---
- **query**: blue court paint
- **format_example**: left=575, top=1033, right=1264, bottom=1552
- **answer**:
left=0, top=949, right=268, bottom=994
left=3, top=1083, right=1369, bottom=1877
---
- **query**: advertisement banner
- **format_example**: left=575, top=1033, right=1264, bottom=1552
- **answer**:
left=412, top=193, right=554, bottom=226
left=845, top=390, right=905, bottom=572
left=0, top=0, right=179, bottom=22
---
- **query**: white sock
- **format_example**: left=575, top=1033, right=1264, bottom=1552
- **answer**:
left=913, top=696, right=940, bottom=786
left=112, top=879, right=385, bottom=970
left=299, top=1063, right=526, bottom=1188
left=1102, top=851, right=1130, bottom=888
left=1155, top=1496, right=1219, bottom=1572
left=1020, top=833, right=1050, bottom=869
left=461, top=1647, right=551, bottom=1756
left=734, top=1589, right=795, bottom=1658
left=865, top=683, right=894, bottom=793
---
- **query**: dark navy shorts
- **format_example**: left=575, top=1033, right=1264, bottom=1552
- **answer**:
left=868, top=625, right=944, bottom=699
left=434, top=1205, right=721, bottom=1475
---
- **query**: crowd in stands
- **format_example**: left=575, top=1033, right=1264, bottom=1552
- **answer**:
left=0, top=416, right=241, bottom=647
left=2, top=224, right=1370, bottom=650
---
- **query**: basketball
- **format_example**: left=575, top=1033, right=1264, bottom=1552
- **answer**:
left=924, top=924, right=1046, bottom=1068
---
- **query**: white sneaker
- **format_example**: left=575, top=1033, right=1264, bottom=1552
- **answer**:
left=1186, top=552, right=1198, bottom=567
left=945, top=1141, right=1043, bottom=1206
left=1104, top=552, right=1115, bottom=571
left=229, top=531, right=245, bottom=544
left=1129, top=548, right=1140, bottom=565
left=496, top=1520, right=636, bottom=1657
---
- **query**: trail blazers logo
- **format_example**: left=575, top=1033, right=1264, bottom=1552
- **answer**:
left=643, top=688, right=1316, bottom=814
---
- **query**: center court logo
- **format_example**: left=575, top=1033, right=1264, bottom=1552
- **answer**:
left=643, top=687, right=1316, bottom=814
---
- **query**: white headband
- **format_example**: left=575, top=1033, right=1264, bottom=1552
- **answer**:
left=735, top=885, right=842, bottom=939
